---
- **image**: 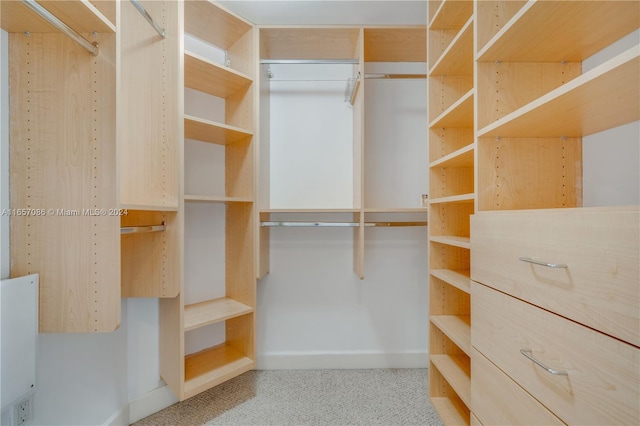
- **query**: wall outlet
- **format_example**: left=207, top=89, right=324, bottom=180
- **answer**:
left=13, top=395, right=33, bottom=426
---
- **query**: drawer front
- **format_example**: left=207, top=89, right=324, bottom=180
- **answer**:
left=472, top=349, right=564, bottom=426
left=471, top=207, right=639, bottom=346
left=472, top=282, right=639, bottom=425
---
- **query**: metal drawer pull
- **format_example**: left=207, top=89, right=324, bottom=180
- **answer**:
left=520, top=349, right=568, bottom=376
left=519, top=257, right=568, bottom=269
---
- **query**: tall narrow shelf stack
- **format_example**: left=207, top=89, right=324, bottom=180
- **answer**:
left=159, top=0, right=257, bottom=401
left=118, top=0, right=181, bottom=300
left=426, top=0, right=474, bottom=423
left=469, top=2, right=639, bottom=425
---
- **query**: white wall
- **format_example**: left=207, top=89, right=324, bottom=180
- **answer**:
left=582, top=29, right=640, bottom=207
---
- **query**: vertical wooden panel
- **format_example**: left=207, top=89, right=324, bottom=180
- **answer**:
left=476, top=61, right=581, bottom=129
left=159, top=294, right=184, bottom=398
left=121, top=210, right=180, bottom=298
left=9, top=32, right=119, bottom=332
left=226, top=203, right=254, bottom=307
left=477, top=137, right=582, bottom=210
left=118, top=0, right=180, bottom=209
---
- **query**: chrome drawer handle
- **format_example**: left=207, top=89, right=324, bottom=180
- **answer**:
left=520, top=349, right=568, bottom=376
left=519, top=257, right=568, bottom=269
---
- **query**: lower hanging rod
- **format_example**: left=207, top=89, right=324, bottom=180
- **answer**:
left=22, top=0, right=99, bottom=56
left=261, top=221, right=427, bottom=228
left=261, top=59, right=359, bottom=65
left=121, top=222, right=166, bottom=235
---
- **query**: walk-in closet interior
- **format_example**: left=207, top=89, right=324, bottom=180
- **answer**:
left=0, top=1, right=638, bottom=425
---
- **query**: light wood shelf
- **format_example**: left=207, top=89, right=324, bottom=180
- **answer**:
left=1, top=0, right=115, bottom=33
left=363, top=27, right=426, bottom=62
left=429, top=194, right=474, bottom=205
left=478, top=47, right=640, bottom=138
left=120, top=204, right=179, bottom=212
left=430, top=144, right=474, bottom=169
left=429, top=17, right=473, bottom=76
left=431, top=397, right=470, bottom=426
left=184, top=298, right=253, bottom=332
left=185, top=51, right=252, bottom=99
left=429, top=236, right=471, bottom=250
left=429, top=89, right=474, bottom=129
left=430, top=269, right=471, bottom=294
left=428, top=0, right=473, bottom=30
left=477, top=1, right=640, bottom=62
left=184, top=343, right=255, bottom=399
left=431, top=354, right=471, bottom=409
left=184, top=195, right=253, bottom=204
left=184, top=115, right=253, bottom=145
left=260, top=27, right=361, bottom=60
left=184, top=1, right=252, bottom=51
left=431, top=315, right=471, bottom=356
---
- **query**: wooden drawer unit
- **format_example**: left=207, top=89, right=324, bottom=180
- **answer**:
left=471, top=206, right=639, bottom=346
left=472, top=349, right=564, bottom=426
left=472, top=282, right=639, bottom=425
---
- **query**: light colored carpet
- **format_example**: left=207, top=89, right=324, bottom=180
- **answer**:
left=134, top=369, right=444, bottom=426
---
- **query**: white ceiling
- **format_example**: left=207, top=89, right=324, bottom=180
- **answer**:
left=218, top=1, right=427, bottom=25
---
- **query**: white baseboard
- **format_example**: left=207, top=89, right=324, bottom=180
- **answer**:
left=102, top=405, right=129, bottom=426
left=128, top=385, right=179, bottom=424
left=257, top=351, right=428, bottom=370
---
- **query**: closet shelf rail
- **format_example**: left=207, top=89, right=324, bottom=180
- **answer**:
left=130, top=0, right=166, bottom=39
left=260, top=59, right=359, bottom=65
left=21, top=0, right=99, bottom=56
left=364, top=73, right=426, bottom=79
left=261, top=221, right=427, bottom=228
left=121, top=222, right=166, bottom=235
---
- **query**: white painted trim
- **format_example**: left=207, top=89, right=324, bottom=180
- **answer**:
left=102, top=405, right=129, bottom=426
left=256, top=351, right=429, bottom=370
left=129, top=385, right=179, bottom=424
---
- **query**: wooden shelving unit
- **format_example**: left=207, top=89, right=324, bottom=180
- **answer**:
left=184, top=115, right=253, bottom=145
left=159, top=0, right=257, bottom=402
left=257, top=25, right=427, bottom=280
left=476, top=0, right=640, bottom=61
left=5, top=0, right=120, bottom=332
left=184, top=298, right=253, bottom=332
left=184, top=343, right=254, bottom=399
left=478, top=47, right=639, bottom=138
left=118, top=0, right=181, bottom=299
left=427, top=1, right=474, bottom=423
left=431, top=354, right=471, bottom=407
left=429, top=89, right=474, bottom=128
left=470, top=2, right=639, bottom=425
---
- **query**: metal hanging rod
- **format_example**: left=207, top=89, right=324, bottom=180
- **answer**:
left=22, top=0, right=99, bottom=56
left=121, top=223, right=166, bottom=235
left=261, top=221, right=427, bottom=228
left=364, top=73, right=427, bottom=79
left=261, top=59, right=359, bottom=65
left=130, top=0, right=166, bottom=39
left=365, top=222, right=428, bottom=227
left=262, top=221, right=359, bottom=228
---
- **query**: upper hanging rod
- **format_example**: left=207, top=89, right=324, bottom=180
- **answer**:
left=130, top=0, right=166, bottom=39
left=261, top=221, right=427, bottom=228
left=121, top=223, right=166, bottom=235
left=22, top=0, right=99, bottom=56
left=261, top=59, right=359, bottom=65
